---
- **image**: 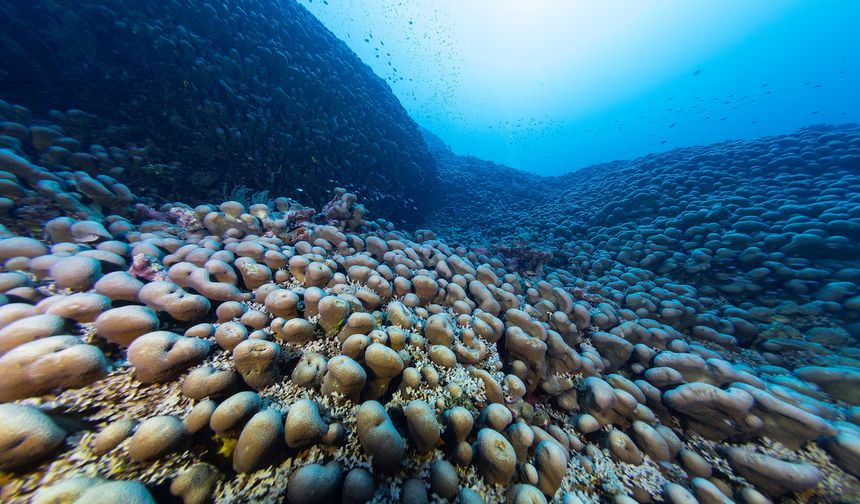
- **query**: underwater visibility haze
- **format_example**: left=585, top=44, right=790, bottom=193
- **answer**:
left=300, top=0, right=860, bottom=175
left=0, top=0, right=858, bottom=503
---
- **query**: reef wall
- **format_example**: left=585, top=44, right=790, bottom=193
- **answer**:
left=0, top=0, right=437, bottom=223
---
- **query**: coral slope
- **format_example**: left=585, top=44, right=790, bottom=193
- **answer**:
left=0, top=0, right=437, bottom=223
left=0, top=98, right=859, bottom=503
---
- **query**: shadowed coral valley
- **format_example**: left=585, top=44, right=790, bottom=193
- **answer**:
left=0, top=1, right=859, bottom=503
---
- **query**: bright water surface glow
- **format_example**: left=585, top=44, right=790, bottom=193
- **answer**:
left=299, top=0, right=860, bottom=175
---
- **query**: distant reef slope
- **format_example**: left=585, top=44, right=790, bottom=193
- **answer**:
left=425, top=125, right=860, bottom=330
left=421, top=127, right=565, bottom=244
left=0, top=0, right=437, bottom=223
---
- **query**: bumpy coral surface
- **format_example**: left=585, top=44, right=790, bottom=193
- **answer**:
left=0, top=0, right=437, bottom=223
left=1, top=97, right=859, bottom=504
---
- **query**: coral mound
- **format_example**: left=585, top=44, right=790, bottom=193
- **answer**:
left=1, top=101, right=860, bottom=503
left=0, top=0, right=437, bottom=224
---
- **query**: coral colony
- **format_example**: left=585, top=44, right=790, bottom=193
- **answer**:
left=0, top=0, right=859, bottom=503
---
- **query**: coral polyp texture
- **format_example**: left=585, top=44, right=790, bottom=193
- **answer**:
left=0, top=96, right=859, bottom=504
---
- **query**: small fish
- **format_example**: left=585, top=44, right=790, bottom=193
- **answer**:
left=692, top=69, right=702, bottom=76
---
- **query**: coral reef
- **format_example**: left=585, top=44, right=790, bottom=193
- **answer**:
left=0, top=0, right=437, bottom=224
left=0, top=97, right=859, bottom=504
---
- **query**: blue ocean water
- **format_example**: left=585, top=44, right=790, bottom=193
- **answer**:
left=301, top=0, right=860, bottom=175
left=0, top=1, right=858, bottom=503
